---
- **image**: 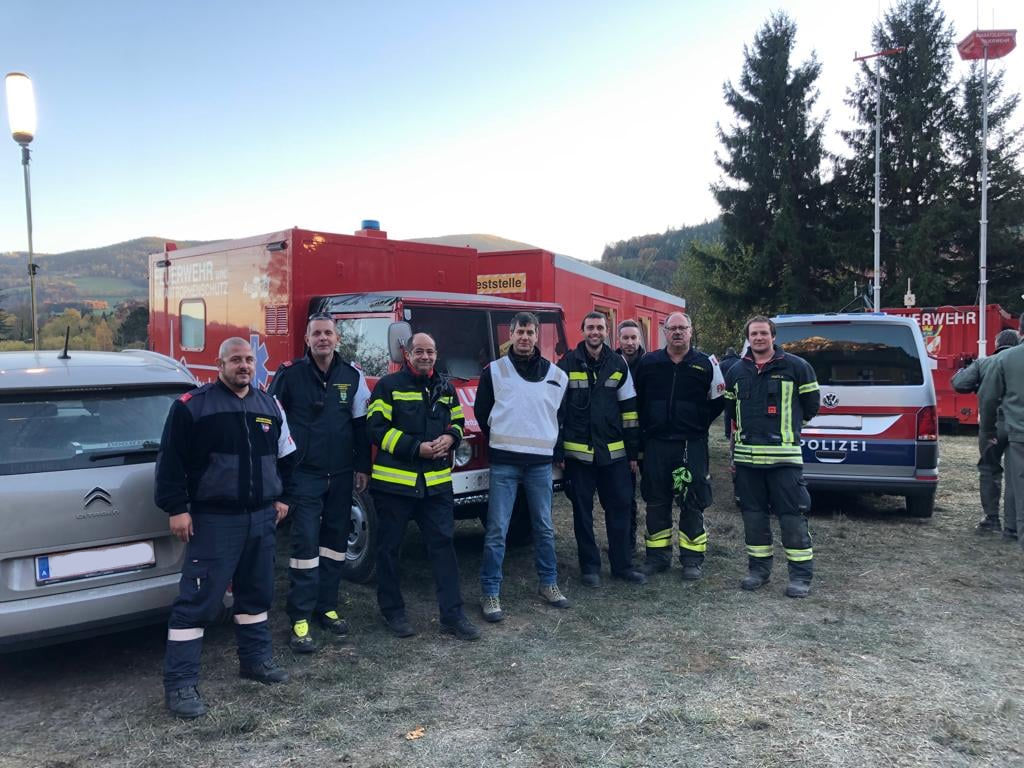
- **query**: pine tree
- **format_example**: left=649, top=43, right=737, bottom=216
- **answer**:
left=833, top=0, right=957, bottom=306
left=709, top=12, right=830, bottom=317
left=946, top=64, right=1024, bottom=306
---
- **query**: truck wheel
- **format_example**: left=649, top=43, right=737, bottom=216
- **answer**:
left=342, top=490, right=376, bottom=583
left=905, top=494, right=935, bottom=519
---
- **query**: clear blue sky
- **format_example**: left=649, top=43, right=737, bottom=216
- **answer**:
left=2, top=0, right=1020, bottom=259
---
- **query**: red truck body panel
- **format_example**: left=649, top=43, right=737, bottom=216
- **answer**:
left=884, top=304, right=1019, bottom=425
left=477, top=250, right=686, bottom=349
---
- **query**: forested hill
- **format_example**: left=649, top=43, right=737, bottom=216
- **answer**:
left=598, top=219, right=722, bottom=287
left=0, top=237, right=207, bottom=305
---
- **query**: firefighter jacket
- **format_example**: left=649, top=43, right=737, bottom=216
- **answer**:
left=366, top=365, right=465, bottom=498
left=723, top=346, right=820, bottom=467
left=155, top=379, right=297, bottom=516
left=474, top=347, right=567, bottom=466
left=557, top=341, right=640, bottom=465
left=980, top=344, right=1024, bottom=444
left=268, top=351, right=372, bottom=480
left=634, top=347, right=725, bottom=441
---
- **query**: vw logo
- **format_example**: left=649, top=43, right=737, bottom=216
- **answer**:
left=822, top=392, right=840, bottom=408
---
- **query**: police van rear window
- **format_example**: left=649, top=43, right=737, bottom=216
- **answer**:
left=775, top=323, right=924, bottom=386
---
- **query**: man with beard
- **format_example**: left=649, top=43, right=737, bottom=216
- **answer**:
left=474, top=312, right=570, bottom=621
left=617, top=319, right=646, bottom=550
left=558, top=312, right=645, bottom=586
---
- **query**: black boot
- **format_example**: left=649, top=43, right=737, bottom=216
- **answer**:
left=166, top=686, right=208, bottom=718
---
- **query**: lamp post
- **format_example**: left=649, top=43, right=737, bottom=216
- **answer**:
left=4, top=72, right=39, bottom=350
left=853, top=47, right=904, bottom=312
left=957, top=30, right=1016, bottom=359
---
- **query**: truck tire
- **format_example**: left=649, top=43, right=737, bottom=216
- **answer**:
left=905, top=493, right=935, bottom=519
left=342, top=489, right=377, bottom=583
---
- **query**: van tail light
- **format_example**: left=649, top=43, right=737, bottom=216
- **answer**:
left=916, top=405, right=937, bottom=441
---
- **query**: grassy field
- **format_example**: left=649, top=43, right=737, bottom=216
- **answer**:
left=2, top=433, right=1023, bottom=768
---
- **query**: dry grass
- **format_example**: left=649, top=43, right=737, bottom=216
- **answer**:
left=2, top=433, right=1024, bottom=768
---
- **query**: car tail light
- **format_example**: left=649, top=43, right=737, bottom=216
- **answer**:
left=916, top=405, right=937, bottom=441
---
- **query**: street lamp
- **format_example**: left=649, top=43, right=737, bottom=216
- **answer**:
left=4, top=72, right=39, bottom=350
left=957, top=29, right=1017, bottom=359
left=853, top=46, right=905, bottom=312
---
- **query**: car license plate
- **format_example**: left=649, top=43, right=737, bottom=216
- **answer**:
left=35, top=541, right=156, bottom=585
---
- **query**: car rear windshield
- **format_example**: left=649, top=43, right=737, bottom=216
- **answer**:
left=0, top=386, right=187, bottom=476
left=775, top=322, right=924, bottom=386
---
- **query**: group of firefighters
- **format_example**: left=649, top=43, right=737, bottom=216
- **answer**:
left=155, top=308, right=825, bottom=718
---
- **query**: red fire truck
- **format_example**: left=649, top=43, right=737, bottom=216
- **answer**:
left=148, top=223, right=687, bottom=581
left=884, top=304, right=1020, bottom=426
left=477, top=249, right=685, bottom=350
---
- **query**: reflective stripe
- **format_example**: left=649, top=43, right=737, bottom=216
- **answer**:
left=621, top=418, right=639, bottom=429
left=568, top=371, right=588, bottom=380
left=490, top=432, right=553, bottom=449
left=605, top=370, right=623, bottom=387
left=734, top=454, right=803, bottom=466
left=568, top=371, right=589, bottom=389
left=450, top=405, right=464, bottom=419
left=621, top=411, right=639, bottom=421
left=372, top=465, right=418, bottom=487
left=798, top=381, right=820, bottom=394
left=723, top=390, right=736, bottom=400
left=780, top=381, right=794, bottom=444
left=746, top=544, right=773, bottom=558
left=368, top=400, right=393, bottom=419
left=607, top=439, right=626, bottom=460
left=678, top=531, right=708, bottom=553
left=319, top=546, right=345, bottom=561
left=234, top=611, right=268, bottom=625
left=451, top=423, right=464, bottom=437
left=564, top=441, right=595, bottom=463
left=785, top=547, right=814, bottom=562
left=438, top=395, right=454, bottom=404
left=382, top=427, right=403, bottom=453
left=734, top=383, right=743, bottom=433
left=645, top=528, right=673, bottom=548
left=290, top=556, right=319, bottom=569
left=424, top=468, right=452, bottom=486
left=392, top=391, right=423, bottom=401
left=168, top=627, right=204, bottom=642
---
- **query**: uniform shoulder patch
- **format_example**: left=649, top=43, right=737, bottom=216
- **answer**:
left=348, top=360, right=363, bottom=371
left=178, top=392, right=193, bottom=402
left=281, top=360, right=294, bottom=368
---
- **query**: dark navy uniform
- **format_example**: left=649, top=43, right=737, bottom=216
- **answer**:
left=634, top=347, right=725, bottom=571
left=723, top=346, right=820, bottom=585
left=366, top=365, right=466, bottom=625
left=617, top=345, right=646, bottom=548
left=557, top=341, right=640, bottom=579
left=155, top=379, right=296, bottom=693
left=268, top=352, right=371, bottom=626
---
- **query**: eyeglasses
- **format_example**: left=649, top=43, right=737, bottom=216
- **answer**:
left=664, top=325, right=692, bottom=333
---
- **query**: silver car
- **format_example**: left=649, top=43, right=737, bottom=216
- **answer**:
left=0, top=349, right=197, bottom=650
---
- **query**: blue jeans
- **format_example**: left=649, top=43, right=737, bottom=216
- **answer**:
left=480, top=462, right=558, bottom=596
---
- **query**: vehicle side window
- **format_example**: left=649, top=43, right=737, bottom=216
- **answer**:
left=335, top=317, right=391, bottom=377
left=180, top=299, right=206, bottom=351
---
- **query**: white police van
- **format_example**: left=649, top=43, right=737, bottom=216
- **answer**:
left=772, top=313, right=939, bottom=517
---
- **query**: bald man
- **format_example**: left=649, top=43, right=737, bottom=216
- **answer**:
left=366, top=333, right=480, bottom=641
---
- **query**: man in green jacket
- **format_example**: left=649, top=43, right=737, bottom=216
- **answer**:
left=952, top=329, right=1020, bottom=536
left=979, top=337, right=1024, bottom=551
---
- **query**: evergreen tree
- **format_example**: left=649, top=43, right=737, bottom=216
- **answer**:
left=946, top=64, right=1024, bottom=306
left=833, top=0, right=957, bottom=306
left=709, top=12, right=831, bottom=317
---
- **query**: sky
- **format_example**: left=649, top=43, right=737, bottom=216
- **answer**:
left=1, top=0, right=1021, bottom=261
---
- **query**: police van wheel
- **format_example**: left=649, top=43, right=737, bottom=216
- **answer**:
left=905, top=494, right=935, bottom=519
left=342, top=490, right=377, bottom=583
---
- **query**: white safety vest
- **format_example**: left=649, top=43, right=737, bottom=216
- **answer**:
left=488, top=355, right=567, bottom=456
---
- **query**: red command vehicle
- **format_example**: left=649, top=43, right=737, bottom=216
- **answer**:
left=149, top=224, right=681, bottom=581
left=476, top=250, right=687, bottom=349
left=883, top=304, right=1019, bottom=426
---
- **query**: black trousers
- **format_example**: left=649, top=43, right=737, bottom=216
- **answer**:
left=164, top=507, right=276, bottom=692
left=734, top=464, right=813, bottom=582
left=286, top=469, right=354, bottom=623
left=373, top=490, right=464, bottom=624
left=641, top=437, right=712, bottom=566
left=564, top=459, right=634, bottom=576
